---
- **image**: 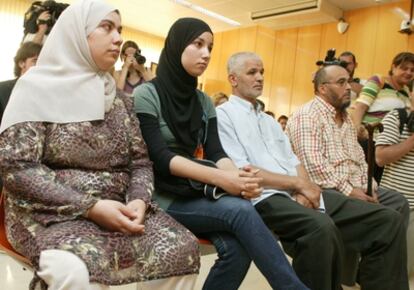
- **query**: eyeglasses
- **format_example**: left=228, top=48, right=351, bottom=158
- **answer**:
left=322, top=78, right=352, bottom=88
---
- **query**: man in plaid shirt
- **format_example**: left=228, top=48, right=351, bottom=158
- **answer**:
left=218, top=53, right=409, bottom=290
left=286, top=65, right=408, bottom=221
left=286, top=64, right=409, bottom=287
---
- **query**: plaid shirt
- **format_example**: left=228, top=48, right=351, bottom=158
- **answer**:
left=286, top=96, right=368, bottom=195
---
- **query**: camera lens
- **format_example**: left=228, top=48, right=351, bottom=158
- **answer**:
left=134, top=52, right=146, bottom=65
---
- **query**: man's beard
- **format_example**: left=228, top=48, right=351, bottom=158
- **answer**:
left=340, top=100, right=351, bottom=112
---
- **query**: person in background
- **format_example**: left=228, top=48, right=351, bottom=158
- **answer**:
left=23, top=10, right=50, bottom=44
left=134, top=17, right=309, bottom=290
left=277, top=114, right=288, bottom=131
left=352, top=52, right=414, bottom=136
left=351, top=52, right=414, bottom=182
left=376, top=96, right=414, bottom=277
left=113, top=40, right=153, bottom=96
left=339, top=51, right=364, bottom=98
left=0, top=42, right=42, bottom=123
left=0, top=1, right=199, bottom=289
left=212, top=92, right=228, bottom=107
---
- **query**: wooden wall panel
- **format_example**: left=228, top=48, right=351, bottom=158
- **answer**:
left=372, top=1, right=410, bottom=75
left=216, top=29, right=240, bottom=95
left=203, top=79, right=227, bottom=97
left=269, top=28, right=298, bottom=117
left=290, top=25, right=322, bottom=113
left=238, top=26, right=258, bottom=52
left=409, top=34, right=414, bottom=53
left=344, top=7, right=379, bottom=80
left=255, top=26, right=276, bottom=106
left=4, top=0, right=410, bottom=110
left=318, top=22, right=347, bottom=62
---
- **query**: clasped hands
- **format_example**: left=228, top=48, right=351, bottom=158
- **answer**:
left=86, top=199, right=147, bottom=234
left=292, top=178, right=321, bottom=210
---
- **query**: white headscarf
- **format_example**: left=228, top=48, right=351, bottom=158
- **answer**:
left=0, top=0, right=117, bottom=133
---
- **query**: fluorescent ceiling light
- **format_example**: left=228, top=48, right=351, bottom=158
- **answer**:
left=171, top=0, right=241, bottom=26
left=251, top=0, right=318, bottom=20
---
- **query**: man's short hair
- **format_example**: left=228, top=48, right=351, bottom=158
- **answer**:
left=313, top=66, right=330, bottom=93
left=277, top=115, right=288, bottom=122
left=14, top=42, right=42, bottom=77
left=339, top=51, right=356, bottom=63
left=227, top=52, right=261, bottom=75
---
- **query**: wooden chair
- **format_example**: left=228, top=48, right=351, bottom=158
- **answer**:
left=198, top=237, right=215, bottom=255
left=0, top=192, right=32, bottom=267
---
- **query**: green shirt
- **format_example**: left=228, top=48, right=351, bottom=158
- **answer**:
left=133, top=82, right=216, bottom=209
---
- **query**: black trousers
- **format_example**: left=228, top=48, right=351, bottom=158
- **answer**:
left=255, top=189, right=408, bottom=290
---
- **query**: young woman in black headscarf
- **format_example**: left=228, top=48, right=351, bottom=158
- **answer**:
left=134, top=18, right=308, bottom=290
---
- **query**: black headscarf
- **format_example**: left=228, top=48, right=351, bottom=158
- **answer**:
left=151, top=18, right=212, bottom=156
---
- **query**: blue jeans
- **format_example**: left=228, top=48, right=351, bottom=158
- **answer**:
left=167, top=195, right=309, bottom=290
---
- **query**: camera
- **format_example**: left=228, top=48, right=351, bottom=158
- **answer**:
left=316, top=49, right=348, bottom=68
left=134, top=52, right=146, bottom=65
left=24, top=0, right=69, bottom=35
left=407, top=112, right=414, bottom=132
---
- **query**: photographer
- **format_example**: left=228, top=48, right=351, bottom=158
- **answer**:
left=339, top=51, right=364, bottom=97
left=114, top=40, right=153, bottom=96
left=22, top=1, right=68, bottom=45
left=376, top=96, right=414, bottom=277
left=23, top=10, right=50, bottom=44
left=0, top=42, right=42, bottom=123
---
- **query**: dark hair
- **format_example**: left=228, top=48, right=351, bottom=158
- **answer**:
left=121, top=40, right=139, bottom=57
left=14, top=41, right=42, bottom=77
left=339, top=51, right=356, bottom=63
left=277, top=115, right=288, bottom=121
left=265, top=111, right=275, bottom=118
left=313, top=66, right=329, bottom=93
left=389, top=52, right=414, bottom=76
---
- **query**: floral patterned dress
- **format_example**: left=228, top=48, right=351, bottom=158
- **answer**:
left=0, top=94, right=199, bottom=288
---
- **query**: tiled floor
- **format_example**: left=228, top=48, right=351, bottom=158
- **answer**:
left=0, top=250, right=410, bottom=289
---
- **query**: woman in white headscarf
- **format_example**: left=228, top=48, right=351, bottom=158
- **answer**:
left=0, top=1, right=199, bottom=289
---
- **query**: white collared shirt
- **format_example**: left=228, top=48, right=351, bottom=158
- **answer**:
left=216, top=95, right=301, bottom=205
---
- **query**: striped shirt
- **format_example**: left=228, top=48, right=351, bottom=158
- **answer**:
left=357, top=74, right=410, bottom=124
left=286, top=97, right=368, bottom=195
left=376, top=109, right=414, bottom=208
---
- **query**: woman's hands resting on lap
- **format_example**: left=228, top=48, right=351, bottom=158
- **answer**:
left=86, top=199, right=146, bottom=234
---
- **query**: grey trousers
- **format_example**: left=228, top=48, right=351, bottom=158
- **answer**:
left=255, top=188, right=409, bottom=290
left=341, top=186, right=409, bottom=286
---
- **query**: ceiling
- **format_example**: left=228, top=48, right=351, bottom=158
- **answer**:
left=57, top=0, right=403, bottom=37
